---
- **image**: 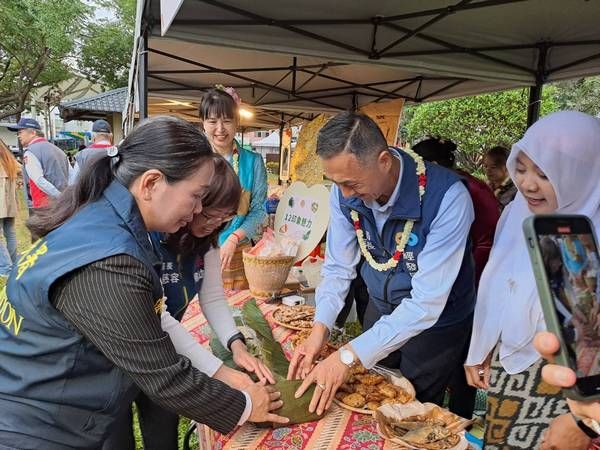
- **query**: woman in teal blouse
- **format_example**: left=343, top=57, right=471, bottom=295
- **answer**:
left=199, top=87, right=267, bottom=289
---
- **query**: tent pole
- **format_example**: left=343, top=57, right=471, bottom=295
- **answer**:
left=138, top=26, right=149, bottom=120
left=526, top=83, right=543, bottom=128
left=527, top=44, right=548, bottom=128
left=278, top=114, right=284, bottom=186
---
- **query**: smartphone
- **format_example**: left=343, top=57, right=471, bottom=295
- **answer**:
left=524, top=215, right=600, bottom=400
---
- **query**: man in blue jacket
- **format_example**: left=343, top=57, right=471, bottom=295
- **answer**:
left=289, top=112, right=476, bottom=417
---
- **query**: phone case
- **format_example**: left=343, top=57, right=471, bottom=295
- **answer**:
left=523, top=215, right=600, bottom=401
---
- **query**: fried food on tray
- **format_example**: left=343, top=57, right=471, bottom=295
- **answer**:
left=349, top=364, right=368, bottom=375
left=338, top=383, right=355, bottom=394
left=335, top=363, right=414, bottom=412
left=387, top=410, right=462, bottom=450
left=366, top=401, right=380, bottom=411
left=356, top=373, right=386, bottom=386
left=378, top=383, right=398, bottom=399
left=342, top=393, right=366, bottom=409
left=273, top=305, right=315, bottom=328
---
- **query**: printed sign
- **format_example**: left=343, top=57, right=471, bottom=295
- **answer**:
left=274, top=182, right=330, bottom=262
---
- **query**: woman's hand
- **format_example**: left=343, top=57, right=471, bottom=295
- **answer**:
left=231, top=339, right=275, bottom=384
left=540, top=413, right=591, bottom=450
left=220, top=235, right=238, bottom=271
left=245, top=382, right=289, bottom=425
left=464, top=351, right=492, bottom=389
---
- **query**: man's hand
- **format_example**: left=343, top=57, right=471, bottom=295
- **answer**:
left=534, top=331, right=600, bottom=422
left=540, top=413, right=591, bottom=450
left=231, top=339, right=275, bottom=384
left=287, top=323, right=328, bottom=380
left=293, top=348, right=352, bottom=416
left=246, top=382, right=289, bottom=425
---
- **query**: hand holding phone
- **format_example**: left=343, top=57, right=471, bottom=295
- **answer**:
left=534, top=331, right=600, bottom=440
left=524, top=215, right=600, bottom=401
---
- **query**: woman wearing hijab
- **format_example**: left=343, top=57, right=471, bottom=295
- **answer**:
left=464, top=111, right=600, bottom=450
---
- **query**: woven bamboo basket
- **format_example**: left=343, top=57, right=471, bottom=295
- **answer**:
left=242, top=250, right=295, bottom=298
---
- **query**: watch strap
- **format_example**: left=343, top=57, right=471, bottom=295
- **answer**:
left=573, top=414, right=600, bottom=439
left=226, top=332, right=246, bottom=352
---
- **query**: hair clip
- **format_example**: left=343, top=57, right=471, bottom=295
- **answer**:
left=214, top=84, right=242, bottom=106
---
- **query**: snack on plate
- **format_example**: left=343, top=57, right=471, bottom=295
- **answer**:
left=376, top=402, right=469, bottom=450
left=333, top=363, right=415, bottom=414
left=290, top=328, right=337, bottom=360
left=273, top=305, right=315, bottom=330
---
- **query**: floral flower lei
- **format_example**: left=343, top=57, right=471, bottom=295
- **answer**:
left=351, top=148, right=427, bottom=272
left=232, top=148, right=239, bottom=175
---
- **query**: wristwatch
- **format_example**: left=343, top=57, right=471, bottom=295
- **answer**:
left=226, top=332, right=246, bottom=351
left=339, top=346, right=356, bottom=367
left=573, top=414, right=600, bottom=439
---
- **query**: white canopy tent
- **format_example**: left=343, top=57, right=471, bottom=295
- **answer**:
left=126, top=0, right=600, bottom=129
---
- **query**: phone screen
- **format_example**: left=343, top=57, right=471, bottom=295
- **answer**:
left=536, top=218, right=600, bottom=396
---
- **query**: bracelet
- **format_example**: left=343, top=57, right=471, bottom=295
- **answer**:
left=230, top=231, right=242, bottom=243
left=226, top=332, right=246, bottom=352
left=573, top=414, right=600, bottom=439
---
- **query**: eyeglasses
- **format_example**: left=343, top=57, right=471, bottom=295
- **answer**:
left=199, top=210, right=236, bottom=225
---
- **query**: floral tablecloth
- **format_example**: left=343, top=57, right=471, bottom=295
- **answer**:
left=180, top=290, right=406, bottom=450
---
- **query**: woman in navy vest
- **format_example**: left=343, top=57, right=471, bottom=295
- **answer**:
left=105, top=152, right=275, bottom=450
left=200, top=87, right=268, bottom=290
left=0, top=116, right=287, bottom=450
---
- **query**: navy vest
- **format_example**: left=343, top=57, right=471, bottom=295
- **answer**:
left=0, top=181, right=163, bottom=450
left=149, top=232, right=206, bottom=321
left=339, top=149, right=476, bottom=328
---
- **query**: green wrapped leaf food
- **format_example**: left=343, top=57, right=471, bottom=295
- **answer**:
left=271, top=379, right=321, bottom=427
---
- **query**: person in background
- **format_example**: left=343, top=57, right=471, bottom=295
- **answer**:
left=412, top=137, right=500, bottom=420
left=465, top=111, right=600, bottom=450
left=199, top=87, right=267, bottom=289
left=104, top=155, right=275, bottom=450
left=0, top=140, right=20, bottom=276
left=70, top=119, right=114, bottom=184
left=413, top=138, right=500, bottom=285
left=0, top=116, right=287, bottom=450
left=483, top=145, right=517, bottom=210
left=8, top=118, right=69, bottom=212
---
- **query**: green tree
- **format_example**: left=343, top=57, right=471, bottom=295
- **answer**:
left=0, top=0, right=88, bottom=119
left=550, top=76, right=600, bottom=117
left=403, top=88, right=557, bottom=174
left=79, top=0, right=136, bottom=89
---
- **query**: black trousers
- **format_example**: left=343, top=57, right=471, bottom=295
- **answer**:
left=363, top=299, right=474, bottom=412
left=102, top=391, right=179, bottom=450
left=335, top=260, right=369, bottom=328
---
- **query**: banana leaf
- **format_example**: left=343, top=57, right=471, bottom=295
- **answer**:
left=209, top=335, right=238, bottom=370
left=241, top=299, right=290, bottom=379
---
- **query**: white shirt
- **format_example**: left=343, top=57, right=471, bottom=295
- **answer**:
left=315, top=151, right=474, bottom=368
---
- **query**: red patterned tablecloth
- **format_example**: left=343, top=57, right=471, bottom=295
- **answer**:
left=180, top=290, right=405, bottom=450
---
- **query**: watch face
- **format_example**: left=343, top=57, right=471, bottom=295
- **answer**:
left=340, top=348, right=354, bottom=365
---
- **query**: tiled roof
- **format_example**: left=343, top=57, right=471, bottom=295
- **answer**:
left=60, top=87, right=127, bottom=113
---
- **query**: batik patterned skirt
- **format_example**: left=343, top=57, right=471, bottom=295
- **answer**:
left=484, top=351, right=569, bottom=450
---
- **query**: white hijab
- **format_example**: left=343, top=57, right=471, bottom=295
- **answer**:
left=466, top=111, right=600, bottom=374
